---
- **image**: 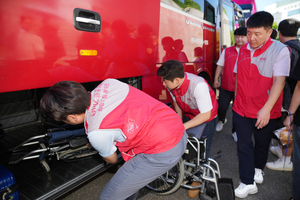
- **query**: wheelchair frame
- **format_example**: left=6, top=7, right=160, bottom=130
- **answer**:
left=9, top=128, right=98, bottom=172
left=146, top=135, right=225, bottom=200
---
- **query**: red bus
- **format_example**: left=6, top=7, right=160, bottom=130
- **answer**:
left=0, top=0, right=243, bottom=199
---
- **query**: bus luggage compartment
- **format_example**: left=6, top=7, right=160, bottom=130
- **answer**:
left=0, top=123, right=122, bottom=200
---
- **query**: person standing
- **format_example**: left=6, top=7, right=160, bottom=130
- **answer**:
left=232, top=11, right=290, bottom=198
left=267, top=18, right=300, bottom=172
left=283, top=66, right=300, bottom=200
left=213, top=27, right=247, bottom=142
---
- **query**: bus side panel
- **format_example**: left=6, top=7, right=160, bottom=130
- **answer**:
left=142, top=3, right=216, bottom=103
left=0, top=0, right=160, bottom=93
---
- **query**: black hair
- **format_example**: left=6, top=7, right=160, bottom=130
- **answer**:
left=271, top=29, right=278, bottom=39
left=278, top=18, right=300, bottom=37
left=157, top=60, right=185, bottom=81
left=40, top=81, right=90, bottom=121
left=234, top=27, right=247, bottom=36
left=247, top=11, right=273, bottom=30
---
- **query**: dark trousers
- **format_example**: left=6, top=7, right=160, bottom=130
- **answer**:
left=203, top=117, right=216, bottom=158
left=293, top=124, right=300, bottom=200
left=233, top=112, right=276, bottom=184
left=218, top=87, right=235, bottom=133
left=184, top=115, right=216, bottom=159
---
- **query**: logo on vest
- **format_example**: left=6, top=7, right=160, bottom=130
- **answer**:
left=127, top=118, right=139, bottom=134
left=260, top=58, right=267, bottom=61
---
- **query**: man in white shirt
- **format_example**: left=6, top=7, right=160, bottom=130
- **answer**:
left=213, top=27, right=247, bottom=142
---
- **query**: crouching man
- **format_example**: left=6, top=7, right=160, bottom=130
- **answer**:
left=40, top=79, right=187, bottom=200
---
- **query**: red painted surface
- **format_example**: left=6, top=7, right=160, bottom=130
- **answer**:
left=0, top=0, right=217, bottom=104
left=143, top=3, right=217, bottom=103
left=0, top=0, right=160, bottom=93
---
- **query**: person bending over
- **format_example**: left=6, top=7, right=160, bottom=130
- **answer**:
left=40, top=79, right=187, bottom=200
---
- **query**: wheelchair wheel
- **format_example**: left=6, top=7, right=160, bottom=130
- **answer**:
left=146, top=157, right=184, bottom=195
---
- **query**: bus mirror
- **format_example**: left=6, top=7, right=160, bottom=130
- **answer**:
left=237, top=10, right=243, bottom=18
left=239, top=17, right=246, bottom=27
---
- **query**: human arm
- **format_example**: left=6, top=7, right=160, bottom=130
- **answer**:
left=284, top=80, right=300, bottom=130
left=233, top=58, right=238, bottom=98
left=256, top=47, right=290, bottom=129
left=184, top=111, right=211, bottom=130
left=214, top=50, right=225, bottom=89
left=87, top=129, right=125, bottom=164
left=173, top=100, right=183, bottom=121
left=213, top=65, right=223, bottom=89
left=102, top=152, right=118, bottom=163
left=255, top=76, right=286, bottom=129
left=183, top=82, right=213, bottom=130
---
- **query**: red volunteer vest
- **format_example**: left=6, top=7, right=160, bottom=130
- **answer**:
left=170, top=73, right=218, bottom=122
left=233, top=38, right=286, bottom=119
left=85, top=79, right=185, bottom=161
left=222, top=46, right=238, bottom=91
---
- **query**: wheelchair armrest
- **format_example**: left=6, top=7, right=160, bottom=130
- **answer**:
left=187, top=133, right=196, bottom=138
left=69, top=137, right=88, bottom=148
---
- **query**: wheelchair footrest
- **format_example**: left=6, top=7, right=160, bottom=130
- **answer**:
left=218, top=178, right=234, bottom=200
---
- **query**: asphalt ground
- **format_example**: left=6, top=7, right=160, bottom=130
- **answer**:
left=58, top=103, right=293, bottom=200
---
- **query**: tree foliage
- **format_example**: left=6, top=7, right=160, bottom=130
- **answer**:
left=272, top=22, right=278, bottom=30
left=173, top=0, right=201, bottom=11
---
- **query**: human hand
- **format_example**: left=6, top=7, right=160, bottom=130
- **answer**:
left=213, top=80, right=219, bottom=89
left=255, top=107, right=270, bottom=129
left=283, top=115, right=293, bottom=131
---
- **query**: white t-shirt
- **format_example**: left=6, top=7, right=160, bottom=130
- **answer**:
left=87, top=129, right=126, bottom=158
left=217, top=46, right=240, bottom=67
left=170, top=82, right=213, bottom=114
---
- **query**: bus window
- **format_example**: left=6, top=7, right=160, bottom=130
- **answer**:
left=205, top=1, right=215, bottom=24
left=206, top=0, right=219, bottom=24
left=233, top=2, right=244, bottom=28
left=232, top=0, right=257, bottom=20
left=161, top=0, right=205, bottom=19
left=221, top=0, right=235, bottom=47
left=240, top=4, right=253, bottom=19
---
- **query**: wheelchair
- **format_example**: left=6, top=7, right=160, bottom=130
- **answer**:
left=9, top=126, right=98, bottom=172
left=146, top=134, right=234, bottom=200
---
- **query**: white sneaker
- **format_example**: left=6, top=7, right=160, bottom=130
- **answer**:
left=216, top=118, right=227, bottom=132
left=232, top=132, right=238, bottom=142
left=254, top=168, right=264, bottom=184
left=266, top=157, right=293, bottom=171
left=270, top=145, right=283, bottom=158
left=234, top=182, right=258, bottom=198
